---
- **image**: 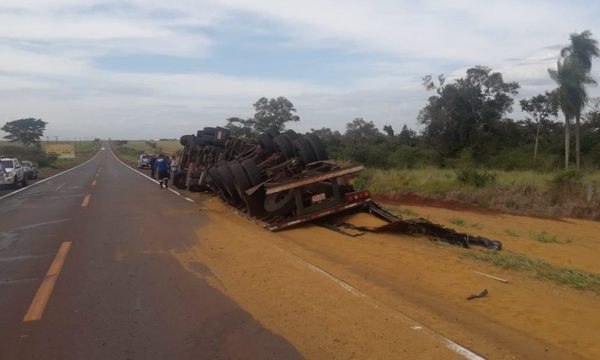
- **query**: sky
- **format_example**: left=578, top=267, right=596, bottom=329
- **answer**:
left=1, top=0, right=600, bottom=140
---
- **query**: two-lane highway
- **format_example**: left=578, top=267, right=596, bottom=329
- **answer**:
left=0, top=145, right=300, bottom=359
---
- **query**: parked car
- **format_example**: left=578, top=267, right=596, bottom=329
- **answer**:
left=0, top=161, right=5, bottom=186
left=21, top=161, right=39, bottom=180
left=137, top=154, right=152, bottom=168
left=0, top=158, right=28, bottom=187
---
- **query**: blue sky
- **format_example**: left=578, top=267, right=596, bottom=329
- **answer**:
left=1, top=0, right=600, bottom=139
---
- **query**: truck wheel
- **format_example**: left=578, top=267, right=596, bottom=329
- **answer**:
left=21, top=176, right=28, bottom=187
left=265, top=129, right=280, bottom=138
left=305, top=134, right=328, bottom=161
left=180, top=135, right=194, bottom=146
left=241, top=159, right=263, bottom=186
left=203, top=127, right=217, bottom=136
left=293, top=138, right=317, bottom=163
left=264, top=190, right=295, bottom=215
left=284, top=129, right=300, bottom=140
left=258, top=133, right=276, bottom=154
left=229, top=161, right=252, bottom=198
left=207, top=167, right=228, bottom=199
left=218, top=165, right=241, bottom=204
left=273, top=135, right=294, bottom=159
left=173, top=171, right=187, bottom=189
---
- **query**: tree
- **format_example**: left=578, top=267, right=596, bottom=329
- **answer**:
left=224, top=117, right=255, bottom=139
left=418, top=66, right=519, bottom=159
left=549, top=52, right=597, bottom=168
left=559, top=31, right=599, bottom=169
left=398, top=124, right=416, bottom=145
left=252, top=97, right=300, bottom=133
left=519, top=91, right=559, bottom=161
left=344, top=118, right=380, bottom=144
left=383, top=125, right=394, bottom=137
left=1, top=118, right=47, bottom=146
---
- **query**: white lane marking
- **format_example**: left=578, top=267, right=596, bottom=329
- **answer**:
left=108, top=145, right=195, bottom=203
left=55, top=183, right=66, bottom=191
left=13, top=219, right=72, bottom=232
left=0, top=151, right=101, bottom=201
left=1, top=277, right=41, bottom=285
left=280, top=248, right=485, bottom=360
left=0, top=254, right=52, bottom=262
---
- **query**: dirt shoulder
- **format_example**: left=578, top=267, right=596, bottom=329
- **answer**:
left=171, top=193, right=599, bottom=359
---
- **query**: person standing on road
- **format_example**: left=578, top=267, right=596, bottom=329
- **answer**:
left=155, top=154, right=170, bottom=189
left=149, top=155, right=157, bottom=179
left=170, top=156, right=177, bottom=178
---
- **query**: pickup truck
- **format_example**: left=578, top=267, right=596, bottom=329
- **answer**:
left=0, top=158, right=28, bottom=187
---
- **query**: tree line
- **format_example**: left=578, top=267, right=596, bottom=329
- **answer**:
left=225, top=31, right=600, bottom=171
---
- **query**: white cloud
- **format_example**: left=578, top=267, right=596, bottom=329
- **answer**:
left=1, top=0, right=600, bottom=139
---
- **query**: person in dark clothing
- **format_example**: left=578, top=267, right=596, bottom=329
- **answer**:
left=155, top=154, right=170, bottom=189
left=149, top=156, right=157, bottom=179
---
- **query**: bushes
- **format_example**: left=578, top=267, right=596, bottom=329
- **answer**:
left=455, top=168, right=497, bottom=188
left=0, top=145, right=57, bottom=168
left=550, top=169, right=583, bottom=187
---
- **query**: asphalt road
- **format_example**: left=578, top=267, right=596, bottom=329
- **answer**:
left=0, top=145, right=301, bottom=360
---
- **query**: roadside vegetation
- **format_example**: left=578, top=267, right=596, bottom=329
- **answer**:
left=112, top=140, right=182, bottom=162
left=0, top=140, right=98, bottom=174
left=465, top=250, right=600, bottom=294
left=217, top=31, right=600, bottom=220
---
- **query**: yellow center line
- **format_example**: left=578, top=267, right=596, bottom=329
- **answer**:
left=81, top=194, right=91, bottom=207
left=23, top=241, right=72, bottom=322
left=91, top=180, right=97, bottom=187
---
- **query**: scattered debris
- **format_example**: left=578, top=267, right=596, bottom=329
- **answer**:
left=473, top=271, right=509, bottom=283
left=467, top=289, right=488, bottom=300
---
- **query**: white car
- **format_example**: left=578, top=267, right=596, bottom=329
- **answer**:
left=0, top=158, right=28, bottom=187
left=137, top=154, right=152, bottom=168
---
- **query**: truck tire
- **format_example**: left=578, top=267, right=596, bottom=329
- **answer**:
left=173, top=171, right=187, bottom=189
left=197, top=134, right=215, bottom=146
left=265, top=129, right=280, bottom=138
left=293, top=137, right=317, bottom=163
left=284, top=129, right=300, bottom=140
left=229, top=161, right=252, bottom=198
left=180, top=135, right=194, bottom=146
left=264, top=190, right=295, bottom=215
left=241, top=159, right=263, bottom=186
left=273, top=135, right=294, bottom=159
left=21, top=176, right=28, bottom=187
left=305, top=134, right=328, bottom=161
left=258, top=133, right=275, bottom=154
left=218, top=165, right=241, bottom=204
left=207, top=167, right=228, bottom=199
left=203, top=127, right=217, bottom=136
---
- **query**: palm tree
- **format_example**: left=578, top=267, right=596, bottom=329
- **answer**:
left=549, top=58, right=579, bottom=168
left=560, top=31, right=599, bottom=169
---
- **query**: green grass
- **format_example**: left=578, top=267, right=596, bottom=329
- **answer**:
left=531, top=232, right=571, bottom=244
left=355, top=167, right=600, bottom=195
left=505, top=229, right=520, bottom=237
left=386, top=207, right=419, bottom=218
left=449, top=217, right=466, bottom=227
left=113, top=140, right=182, bottom=162
left=0, top=141, right=98, bottom=173
left=465, top=251, right=600, bottom=294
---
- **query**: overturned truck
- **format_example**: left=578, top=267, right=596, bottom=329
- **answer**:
left=174, top=127, right=502, bottom=250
